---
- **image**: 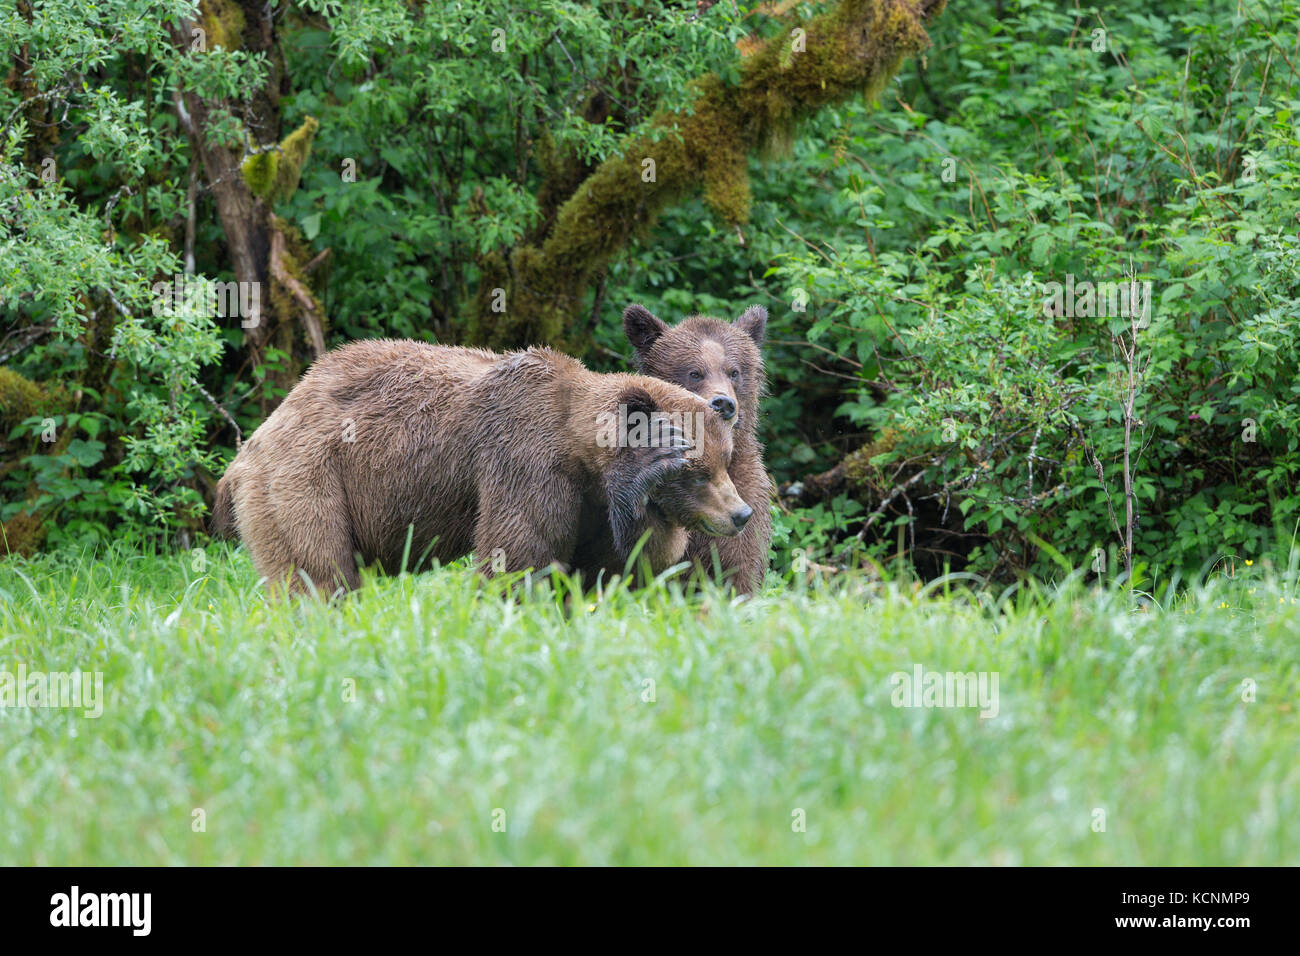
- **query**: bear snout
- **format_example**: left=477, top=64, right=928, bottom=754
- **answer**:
left=731, top=504, right=753, bottom=530
left=709, top=395, right=737, bottom=421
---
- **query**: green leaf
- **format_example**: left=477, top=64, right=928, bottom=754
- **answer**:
left=65, top=439, right=106, bottom=468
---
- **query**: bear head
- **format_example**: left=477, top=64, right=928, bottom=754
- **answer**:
left=603, top=384, right=751, bottom=557
left=622, top=303, right=766, bottom=434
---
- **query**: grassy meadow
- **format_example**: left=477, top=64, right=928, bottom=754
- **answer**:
left=0, top=546, right=1297, bottom=865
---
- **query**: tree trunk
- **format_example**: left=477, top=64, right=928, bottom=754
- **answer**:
left=168, top=1, right=320, bottom=410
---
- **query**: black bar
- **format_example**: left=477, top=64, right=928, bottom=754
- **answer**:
left=0, top=867, right=1282, bottom=942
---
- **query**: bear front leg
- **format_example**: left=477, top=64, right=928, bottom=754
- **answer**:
left=235, top=462, right=361, bottom=600
left=473, top=478, right=580, bottom=578
left=603, top=422, right=691, bottom=560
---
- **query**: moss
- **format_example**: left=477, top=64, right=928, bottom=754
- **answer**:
left=468, top=0, right=946, bottom=352
left=0, top=367, right=48, bottom=435
left=241, top=117, right=319, bottom=204
left=273, top=116, right=318, bottom=203
left=842, top=425, right=901, bottom=489
left=530, top=130, right=598, bottom=245
left=0, top=367, right=68, bottom=558
left=689, top=82, right=752, bottom=224
left=241, top=151, right=278, bottom=201
left=0, top=510, right=47, bottom=557
left=200, top=0, right=246, bottom=52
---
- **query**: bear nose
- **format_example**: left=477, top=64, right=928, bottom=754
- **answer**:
left=709, top=395, right=737, bottom=420
left=731, top=504, right=753, bottom=530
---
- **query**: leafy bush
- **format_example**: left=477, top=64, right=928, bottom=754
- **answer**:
left=1, top=4, right=242, bottom=549
left=771, top=0, right=1300, bottom=580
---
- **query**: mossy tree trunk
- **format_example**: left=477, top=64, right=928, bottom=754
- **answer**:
left=167, top=1, right=322, bottom=410
left=468, top=0, right=947, bottom=352
left=0, top=366, right=64, bottom=555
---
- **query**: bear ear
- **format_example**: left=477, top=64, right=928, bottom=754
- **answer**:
left=617, top=385, right=658, bottom=421
left=733, top=305, right=767, bottom=346
left=623, top=305, right=669, bottom=356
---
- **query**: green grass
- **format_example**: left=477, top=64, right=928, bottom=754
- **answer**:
left=0, top=545, right=1297, bottom=865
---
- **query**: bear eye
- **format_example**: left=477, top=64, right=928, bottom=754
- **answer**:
left=728, top=368, right=740, bottom=380
left=688, top=370, right=703, bottom=381
left=692, top=471, right=711, bottom=486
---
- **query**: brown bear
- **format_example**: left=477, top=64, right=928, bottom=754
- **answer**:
left=211, top=339, right=751, bottom=597
left=623, top=303, right=772, bottom=594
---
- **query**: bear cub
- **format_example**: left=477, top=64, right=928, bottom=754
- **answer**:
left=624, top=303, right=772, bottom=594
left=213, top=340, right=750, bottom=597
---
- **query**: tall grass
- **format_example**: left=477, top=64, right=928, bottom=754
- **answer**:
left=0, top=545, right=1296, bottom=864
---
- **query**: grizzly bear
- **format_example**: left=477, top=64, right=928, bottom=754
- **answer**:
left=212, top=340, right=751, bottom=597
left=623, top=303, right=772, bottom=594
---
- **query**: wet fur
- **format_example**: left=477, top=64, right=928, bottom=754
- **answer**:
left=624, top=304, right=773, bottom=594
left=213, top=340, right=744, bottom=597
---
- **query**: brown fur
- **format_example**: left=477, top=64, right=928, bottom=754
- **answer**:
left=623, top=303, right=773, bottom=594
left=211, top=474, right=236, bottom=539
left=213, top=340, right=749, bottom=597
